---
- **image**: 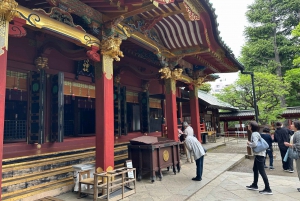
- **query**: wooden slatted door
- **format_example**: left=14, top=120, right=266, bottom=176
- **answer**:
left=50, top=72, right=64, bottom=142
left=28, top=70, right=46, bottom=144
left=139, top=92, right=150, bottom=133
left=114, top=84, right=121, bottom=136
left=120, top=86, right=127, bottom=135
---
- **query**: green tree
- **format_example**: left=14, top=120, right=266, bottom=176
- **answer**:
left=292, top=23, right=300, bottom=66
left=215, top=72, right=290, bottom=125
left=240, top=0, right=300, bottom=106
left=199, top=83, right=211, bottom=93
left=284, top=68, right=300, bottom=106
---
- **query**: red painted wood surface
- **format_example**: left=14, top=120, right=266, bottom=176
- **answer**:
left=2, top=132, right=162, bottom=159
left=190, top=90, right=201, bottom=141
left=95, top=72, right=114, bottom=171
left=0, top=47, right=8, bottom=199
left=165, top=91, right=178, bottom=141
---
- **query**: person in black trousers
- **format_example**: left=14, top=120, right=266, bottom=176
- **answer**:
left=274, top=122, right=294, bottom=173
left=261, top=127, right=274, bottom=170
left=246, top=121, right=272, bottom=195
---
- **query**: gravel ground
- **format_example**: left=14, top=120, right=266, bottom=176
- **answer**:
left=208, top=138, right=297, bottom=177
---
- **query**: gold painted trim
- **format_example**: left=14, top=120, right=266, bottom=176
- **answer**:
left=15, top=5, right=100, bottom=48
left=102, top=54, right=114, bottom=80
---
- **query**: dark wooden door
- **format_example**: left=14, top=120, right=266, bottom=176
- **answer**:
left=28, top=70, right=46, bottom=144
left=114, top=84, right=121, bottom=136
left=50, top=72, right=64, bottom=142
left=139, top=92, right=150, bottom=133
left=120, top=86, right=127, bottom=135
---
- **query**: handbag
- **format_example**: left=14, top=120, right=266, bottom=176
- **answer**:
left=288, top=147, right=299, bottom=160
left=253, top=137, right=269, bottom=153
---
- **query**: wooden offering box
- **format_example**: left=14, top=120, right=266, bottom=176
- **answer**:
left=128, top=136, right=180, bottom=182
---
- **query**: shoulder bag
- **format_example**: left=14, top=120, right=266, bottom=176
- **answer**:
left=253, top=137, right=269, bottom=153
left=288, top=146, right=299, bottom=160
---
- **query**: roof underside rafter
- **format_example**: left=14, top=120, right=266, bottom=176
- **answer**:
left=15, top=0, right=243, bottom=74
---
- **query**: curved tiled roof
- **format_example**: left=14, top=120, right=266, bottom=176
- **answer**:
left=219, top=107, right=300, bottom=118
left=198, top=90, right=238, bottom=110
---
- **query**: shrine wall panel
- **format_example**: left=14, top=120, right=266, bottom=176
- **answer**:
left=120, top=71, right=142, bottom=90
left=148, top=80, right=162, bottom=95
left=8, top=37, right=37, bottom=65
left=47, top=50, right=75, bottom=73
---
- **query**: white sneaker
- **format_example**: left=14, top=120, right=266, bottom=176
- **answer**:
left=289, top=170, right=294, bottom=173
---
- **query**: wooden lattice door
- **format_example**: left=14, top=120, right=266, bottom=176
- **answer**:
left=28, top=70, right=46, bottom=144
left=50, top=72, right=64, bottom=142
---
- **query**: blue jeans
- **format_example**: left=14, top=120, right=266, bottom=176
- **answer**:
left=264, top=149, right=273, bottom=167
left=195, top=156, right=204, bottom=179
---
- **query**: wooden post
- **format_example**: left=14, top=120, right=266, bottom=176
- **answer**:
left=165, top=78, right=178, bottom=141
left=190, top=87, right=201, bottom=141
left=95, top=54, right=115, bottom=172
left=0, top=1, right=18, bottom=196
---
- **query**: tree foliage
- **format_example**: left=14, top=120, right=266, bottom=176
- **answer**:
left=292, top=23, right=300, bottom=66
left=215, top=72, right=290, bottom=124
left=284, top=68, right=300, bottom=106
left=240, top=0, right=300, bottom=76
left=199, top=83, right=211, bottom=93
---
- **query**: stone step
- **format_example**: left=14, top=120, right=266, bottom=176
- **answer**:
left=2, top=166, right=73, bottom=193
left=2, top=152, right=95, bottom=179
left=2, top=178, right=74, bottom=201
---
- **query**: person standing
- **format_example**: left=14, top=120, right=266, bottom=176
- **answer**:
left=246, top=121, right=272, bottom=195
left=284, top=120, right=300, bottom=192
left=274, top=122, right=294, bottom=173
left=261, top=127, right=274, bottom=170
left=180, top=134, right=205, bottom=181
left=183, top=122, right=194, bottom=163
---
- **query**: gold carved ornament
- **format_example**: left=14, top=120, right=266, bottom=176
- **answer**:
left=163, top=150, right=169, bottom=162
left=158, top=67, right=183, bottom=80
left=99, top=36, right=124, bottom=80
left=0, top=0, right=18, bottom=21
left=192, top=75, right=208, bottom=87
left=159, top=67, right=183, bottom=95
left=34, top=56, right=48, bottom=71
left=100, top=36, right=124, bottom=62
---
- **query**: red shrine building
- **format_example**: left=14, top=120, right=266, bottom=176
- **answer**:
left=0, top=0, right=243, bottom=199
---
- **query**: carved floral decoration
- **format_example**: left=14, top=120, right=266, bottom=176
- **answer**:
left=154, top=0, right=175, bottom=4
left=183, top=1, right=200, bottom=21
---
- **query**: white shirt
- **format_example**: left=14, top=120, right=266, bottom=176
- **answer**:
left=184, top=126, right=194, bottom=137
left=184, top=136, right=205, bottom=160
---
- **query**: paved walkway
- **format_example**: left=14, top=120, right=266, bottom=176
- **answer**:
left=55, top=137, right=300, bottom=201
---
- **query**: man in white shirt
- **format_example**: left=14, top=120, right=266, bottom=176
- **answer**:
left=180, top=134, right=205, bottom=181
left=183, top=122, right=194, bottom=136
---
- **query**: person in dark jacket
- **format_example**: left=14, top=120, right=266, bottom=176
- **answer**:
left=261, top=127, right=274, bottom=170
left=274, top=121, right=294, bottom=172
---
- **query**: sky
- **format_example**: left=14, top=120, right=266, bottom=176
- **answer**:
left=208, top=0, right=255, bottom=89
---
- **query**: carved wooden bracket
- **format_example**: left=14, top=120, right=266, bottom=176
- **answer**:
left=87, top=45, right=100, bottom=62
left=100, top=36, right=124, bottom=61
left=9, top=17, right=27, bottom=37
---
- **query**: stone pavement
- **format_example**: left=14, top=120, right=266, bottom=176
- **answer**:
left=55, top=137, right=300, bottom=201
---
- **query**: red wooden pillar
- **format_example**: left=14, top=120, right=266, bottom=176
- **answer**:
left=165, top=78, right=178, bottom=141
left=0, top=19, right=9, bottom=199
left=95, top=54, right=115, bottom=172
left=190, top=87, right=201, bottom=141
